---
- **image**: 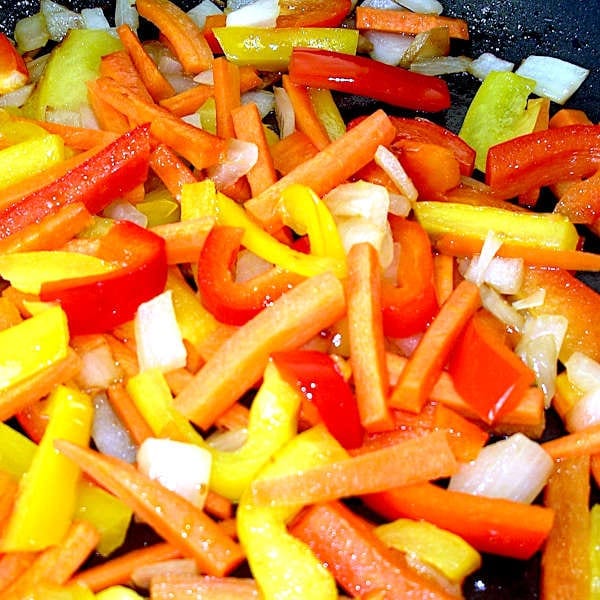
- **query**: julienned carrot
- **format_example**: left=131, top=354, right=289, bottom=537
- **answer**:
left=204, top=490, right=234, bottom=521
left=213, top=57, right=241, bottom=140
left=55, top=440, right=245, bottom=577
left=92, top=76, right=227, bottom=170
left=541, top=456, right=591, bottom=598
left=346, top=243, right=393, bottom=432
left=151, top=216, right=215, bottom=264
left=363, top=483, right=554, bottom=560
left=106, top=383, right=154, bottom=445
left=0, top=553, right=37, bottom=594
left=100, top=49, right=154, bottom=103
left=149, top=144, right=198, bottom=198
left=549, top=108, right=593, bottom=128
left=117, top=24, right=176, bottom=102
left=290, top=500, right=456, bottom=599
left=87, top=80, right=131, bottom=134
left=281, top=74, right=331, bottom=151
left=151, top=574, right=260, bottom=600
left=436, top=233, right=600, bottom=271
left=433, top=253, right=454, bottom=306
left=355, top=6, right=469, bottom=40
left=71, top=542, right=181, bottom=592
left=213, top=402, right=250, bottom=431
left=159, top=82, right=214, bottom=117
left=244, top=109, right=396, bottom=230
left=136, top=0, right=214, bottom=74
left=231, top=102, right=278, bottom=196
left=174, top=271, right=346, bottom=430
left=542, top=423, right=600, bottom=459
left=250, top=430, right=457, bottom=506
left=390, top=279, right=481, bottom=413
left=0, top=202, right=93, bottom=254
left=270, top=130, right=319, bottom=175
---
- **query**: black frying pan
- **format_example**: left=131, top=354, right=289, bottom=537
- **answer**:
left=0, top=1, right=598, bottom=598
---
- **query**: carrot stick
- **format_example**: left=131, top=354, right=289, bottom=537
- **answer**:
left=0, top=202, right=93, bottom=254
left=117, top=24, right=176, bottom=102
left=0, top=349, right=82, bottom=422
left=15, top=118, right=118, bottom=150
left=204, top=490, right=234, bottom=521
left=174, top=271, right=346, bottom=430
left=356, top=6, right=469, bottom=40
left=231, top=102, right=278, bottom=196
left=107, top=383, right=154, bottom=445
left=549, top=108, right=593, bottom=128
left=71, top=542, right=181, bottom=592
left=390, top=279, right=481, bottom=413
left=100, top=49, right=154, bottom=102
left=541, top=455, right=590, bottom=598
left=151, top=216, right=215, bottom=264
left=55, top=440, right=245, bottom=577
left=250, top=430, right=457, bottom=506
left=436, top=233, right=600, bottom=271
left=281, top=75, right=330, bottom=151
left=136, top=0, right=214, bottom=74
left=159, top=82, right=215, bottom=117
left=0, top=553, right=37, bottom=594
left=270, top=130, right=319, bottom=176
left=244, top=109, right=396, bottom=231
left=433, top=253, right=454, bottom=306
left=151, top=574, right=260, bottom=600
left=542, top=423, right=600, bottom=459
left=92, top=76, right=226, bottom=170
left=346, top=243, right=393, bottom=432
left=213, top=57, right=241, bottom=140
left=214, top=402, right=250, bottom=431
left=87, top=79, right=132, bottom=134
left=149, top=143, right=198, bottom=198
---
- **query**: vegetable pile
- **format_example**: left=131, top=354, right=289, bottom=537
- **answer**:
left=0, top=0, right=598, bottom=598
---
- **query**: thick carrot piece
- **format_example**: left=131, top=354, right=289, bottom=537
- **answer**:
left=0, top=553, right=37, bottom=594
left=100, top=48, right=154, bottom=102
left=549, top=108, right=593, bottom=128
left=149, top=144, right=197, bottom=198
left=204, top=490, right=233, bottom=521
left=290, top=500, right=457, bottom=599
left=87, top=80, right=132, bottom=134
left=159, top=82, right=214, bottom=117
left=117, top=24, right=176, bottom=102
left=107, top=383, right=154, bottom=446
left=136, top=0, right=214, bottom=73
left=55, top=440, right=245, bottom=577
left=356, top=6, right=469, bottom=40
left=244, top=109, right=396, bottom=230
left=231, top=103, right=278, bottom=196
left=346, top=243, right=393, bottom=432
left=363, top=483, right=554, bottom=559
left=251, top=430, right=457, bottom=506
left=390, top=279, right=481, bottom=413
left=152, top=217, right=215, bottom=264
left=282, top=74, right=330, bottom=150
left=71, top=542, right=181, bottom=592
left=541, top=456, right=590, bottom=599
left=174, top=272, right=346, bottom=430
left=542, top=423, right=600, bottom=459
left=151, top=574, right=260, bottom=600
left=433, top=253, right=454, bottom=306
left=270, top=129, right=319, bottom=175
left=213, top=57, right=241, bottom=140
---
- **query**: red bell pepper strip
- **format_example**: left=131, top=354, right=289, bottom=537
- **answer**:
left=485, top=124, right=600, bottom=199
left=272, top=350, right=364, bottom=449
left=277, top=0, right=351, bottom=27
left=447, top=310, right=536, bottom=424
left=0, top=33, right=29, bottom=94
left=0, top=124, right=151, bottom=240
left=381, top=216, right=439, bottom=338
left=288, top=48, right=451, bottom=113
left=197, top=226, right=304, bottom=326
left=40, top=221, right=167, bottom=335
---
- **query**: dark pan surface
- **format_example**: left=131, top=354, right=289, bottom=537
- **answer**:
left=0, top=1, right=599, bottom=598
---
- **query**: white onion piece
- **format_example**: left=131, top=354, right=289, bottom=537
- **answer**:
left=519, top=314, right=568, bottom=361
left=235, top=249, right=272, bottom=282
left=564, top=352, right=600, bottom=393
left=390, top=332, right=423, bottom=358
left=181, top=112, right=203, bottom=128
left=76, top=341, right=120, bottom=391
left=82, top=7, right=110, bottom=29
left=274, top=86, right=295, bottom=138
left=324, top=181, right=390, bottom=226
left=463, top=231, right=502, bottom=286
left=449, top=433, right=553, bottom=504
left=242, top=90, right=275, bottom=119
left=396, top=0, right=443, bottom=14
left=515, top=55, right=589, bottom=105
left=360, top=0, right=404, bottom=8
left=187, top=0, right=222, bottom=29
left=14, top=13, right=50, bottom=53
left=92, top=392, right=138, bottom=464
left=115, top=0, right=139, bottom=29
left=41, top=0, right=83, bottom=41
left=468, top=52, right=514, bottom=80
left=0, top=84, right=34, bottom=108
left=137, top=437, right=212, bottom=509
left=410, top=55, right=472, bottom=76
left=374, top=145, right=418, bottom=203
left=134, top=290, right=188, bottom=373
left=226, top=0, right=279, bottom=28
left=479, top=284, right=525, bottom=333
left=193, top=69, right=214, bottom=85
left=207, top=138, right=258, bottom=190
left=227, top=0, right=256, bottom=9
left=206, top=427, right=249, bottom=452
left=517, top=332, right=559, bottom=407
left=45, top=107, right=82, bottom=126
left=80, top=104, right=100, bottom=130
left=165, top=73, right=197, bottom=94
left=364, top=30, right=413, bottom=66
left=481, top=256, right=524, bottom=294
left=388, top=192, right=412, bottom=217
left=512, top=287, right=546, bottom=311
left=337, top=217, right=393, bottom=269
left=103, top=200, right=148, bottom=228
left=565, top=388, right=600, bottom=433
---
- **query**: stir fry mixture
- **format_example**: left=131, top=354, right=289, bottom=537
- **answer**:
left=0, top=0, right=598, bottom=597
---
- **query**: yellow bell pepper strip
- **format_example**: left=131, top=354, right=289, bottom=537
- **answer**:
left=591, top=504, right=600, bottom=599
left=212, top=26, right=359, bottom=71
left=95, top=586, right=145, bottom=600
left=0, top=384, right=93, bottom=552
left=0, top=304, right=69, bottom=392
left=374, top=518, right=482, bottom=585
left=308, top=87, right=346, bottom=141
left=0, top=420, right=36, bottom=477
left=237, top=424, right=347, bottom=600
left=414, top=201, right=579, bottom=251
left=136, top=197, right=180, bottom=227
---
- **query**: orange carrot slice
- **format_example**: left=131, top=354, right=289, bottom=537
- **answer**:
left=213, top=57, right=241, bottom=140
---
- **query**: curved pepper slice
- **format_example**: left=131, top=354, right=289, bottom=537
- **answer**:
left=40, top=221, right=168, bottom=335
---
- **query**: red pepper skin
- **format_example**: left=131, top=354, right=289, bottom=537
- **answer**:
left=0, top=33, right=28, bottom=94
left=485, top=124, right=600, bottom=199
left=288, top=48, right=451, bottom=113
left=40, top=221, right=167, bottom=335
left=381, top=217, right=439, bottom=338
left=0, top=124, right=151, bottom=240
left=197, top=226, right=303, bottom=326
left=272, top=350, right=363, bottom=449
left=278, top=0, right=351, bottom=27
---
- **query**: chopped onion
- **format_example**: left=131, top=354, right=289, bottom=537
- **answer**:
left=92, top=392, right=138, bottom=464
left=242, top=90, right=275, bottom=119
left=226, top=0, right=256, bottom=9
left=134, top=290, right=188, bottom=373
left=388, top=192, right=412, bottom=217
left=512, top=287, right=546, bottom=311
left=519, top=314, right=568, bottom=361
left=193, top=69, right=214, bottom=85
left=274, top=86, right=295, bottom=138
left=363, top=30, right=413, bottom=66
left=103, top=200, right=148, bottom=228
left=206, top=427, right=249, bottom=452
left=226, top=0, right=279, bottom=28
left=395, top=0, right=443, bottom=13
left=41, top=0, right=83, bottom=41
left=0, top=84, right=35, bottom=108
left=564, top=352, right=600, bottom=393
left=515, top=55, right=589, bottom=105
left=45, top=107, right=82, bottom=126
left=324, top=181, right=390, bottom=226
left=187, top=0, right=223, bottom=29
left=337, top=217, right=394, bottom=269
left=137, top=437, right=212, bottom=509
left=468, top=52, right=514, bottom=80
left=165, top=73, right=197, bottom=94
left=181, top=112, right=202, bottom=128
left=81, top=7, right=110, bottom=29
left=389, top=332, right=423, bottom=358
left=14, top=13, right=50, bottom=53
left=374, top=145, right=418, bottom=203
left=400, top=28, right=450, bottom=68
left=235, top=249, right=272, bottom=282
left=360, top=0, right=404, bottom=8
left=207, top=138, right=258, bottom=190
left=565, top=388, right=600, bottom=433
left=462, top=230, right=503, bottom=286
left=115, top=0, right=139, bottom=30
left=410, top=55, right=472, bottom=76
left=478, top=283, right=525, bottom=333
left=448, top=433, right=554, bottom=504
left=80, top=104, right=100, bottom=130
left=75, top=339, right=121, bottom=391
